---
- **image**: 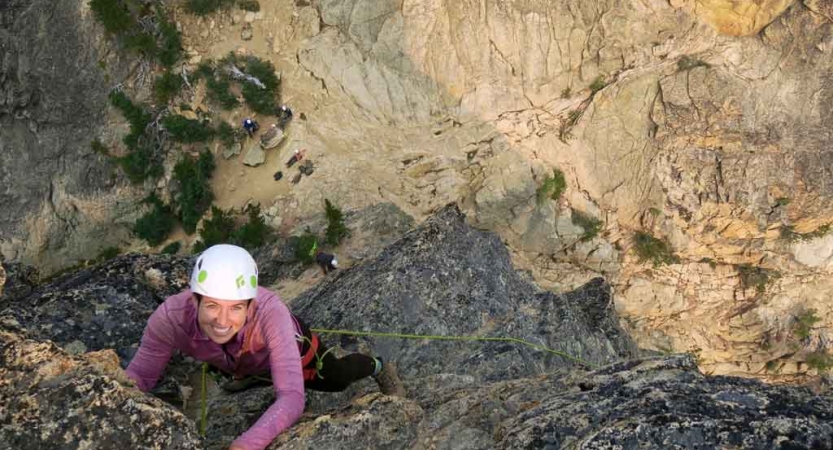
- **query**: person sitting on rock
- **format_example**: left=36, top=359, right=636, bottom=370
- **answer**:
left=315, top=251, right=338, bottom=275
left=243, top=118, right=259, bottom=137
left=125, top=244, right=405, bottom=450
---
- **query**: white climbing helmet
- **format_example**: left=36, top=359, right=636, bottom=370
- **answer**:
left=331, top=258, right=338, bottom=267
left=190, top=244, right=259, bottom=300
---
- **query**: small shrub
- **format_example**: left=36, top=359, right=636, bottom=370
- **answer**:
left=782, top=223, right=832, bottom=243
left=124, top=31, right=158, bottom=59
left=163, top=115, right=215, bottom=143
left=805, top=351, right=833, bottom=373
left=324, top=199, right=349, bottom=246
left=91, top=139, right=110, bottom=156
left=186, top=0, right=236, bottom=15
left=155, top=5, right=182, bottom=67
left=243, top=56, right=280, bottom=90
left=239, top=0, right=260, bottom=11
left=193, top=206, right=236, bottom=252
left=559, top=109, right=582, bottom=140
left=536, top=169, right=567, bottom=205
left=90, top=0, right=135, bottom=34
left=765, top=360, right=779, bottom=372
left=571, top=210, right=602, bottom=242
left=206, top=76, right=240, bottom=110
left=161, top=241, right=182, bottom=254
left=736, top=264, right=777, bottom=295
left=216, top=121, right=239, bottom=147
left=633, top=231, right=679, bottom=267
left=109, top=90, right=151, bottom=149
left=589, top=76, right=606, bottom=94
left=233, top=204, right=269, bottom=250
left=97, top=246, right=121, bottom=261
left=648, top=207, right=661, bottom=216
left=174, top=150, right=216, bottom=234
left=677, top=55, right=709, bottom=71
left=699, top=257, right=717, bottom=269
left=154, top=72, right=183, bottom=105
left=560, top=86, right=571, bottom=98
left=242, top=82, right=277, bottom=115
left=793, top=309, right=822, bottom=340
left=116, top=141, right=163, bottom=183
left=293, top=230, right=319, bottom=264
left=775, top=197, right=791, bottom=207
left=134, top=194, right=176, bottom=246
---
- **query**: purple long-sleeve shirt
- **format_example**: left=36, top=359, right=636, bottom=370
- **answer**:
left=126, top=287, right=305, bottom=450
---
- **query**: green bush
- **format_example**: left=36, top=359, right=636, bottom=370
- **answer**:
left=116, top=141, right=163, bottom=183
left=90, top=0, right=135, bottom=34
left=163, top=115, right=215, bottom=143
left=239, top=0, right=260, bottom=11
left=234, top=204, right=269, bottom=250
left=161, top=241, right=182, bottom=254
left=124, top=31, right=158, bottom=59
left=536, top=169, right=567, bottom=205
left=134, top=194, right=176, bottom=246
left=154, top=72, right=183, bottom=105
left=571, top=210, right=602, bottom=242
left=193, top=204, right=270, bottom=252
left=324, top=199, right=349, bottom=246
left=186, top=0, right=236, bottom=15
left=736, top=264, right=777, bottom=295
left=677, top=55, right=709, bottom=71
left=216, top=121, right=239, bottom=147
left=806, top=351, right=833, bottom=373
left=242, top=82, right=277, bottom=115
left=193, top=206, right=236, bottom=252
left=206, top=75, right=240, bottom=110
left=240, top=56, right=280, bottom=114
left=109, top=90, right=151, bottom=149
left=633, top=231, right=678, bottom=267
left=97, top=246, right=121, bottom=261
left=155, top=5, right=182, bottom=67
left=293, top=231, right=319, bottom=264
left=91, top=139, right=110, bottom=156
left=793, top=309, right=822, bottom=340
left=174, top=150, right=216, bottom=234
left=589, top=76, right=607, bottom=94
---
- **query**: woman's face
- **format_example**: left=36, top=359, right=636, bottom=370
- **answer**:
left=197, top=296, right=249, bottom=344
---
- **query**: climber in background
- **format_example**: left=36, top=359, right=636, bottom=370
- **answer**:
left=286, top=148, right=305, bottom=168
left=315, top=251, right=338, bottom=275
left=125, top=244, right=405, bottom=450
left=243, top=118, right=260, bottom=137
left=278, top=104, right=293, bottom=128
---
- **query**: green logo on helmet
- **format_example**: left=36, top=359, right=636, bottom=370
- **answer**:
left=250, top=275, right=257, bottom=288
left=198, top=270, right=208, bottom=283
left=236, top=275, right=245, bottom=288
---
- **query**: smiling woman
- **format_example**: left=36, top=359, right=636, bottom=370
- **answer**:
left=124, top=244, right=405, bottom=450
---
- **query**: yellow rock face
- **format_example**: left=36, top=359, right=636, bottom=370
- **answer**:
left=671, top=0, right=797, bottom=36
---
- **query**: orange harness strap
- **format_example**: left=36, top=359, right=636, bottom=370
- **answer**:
left=300, top=333, right=320, bottom=381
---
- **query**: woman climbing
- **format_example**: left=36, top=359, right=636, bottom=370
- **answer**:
left=125, top=244, right=405, bottom=450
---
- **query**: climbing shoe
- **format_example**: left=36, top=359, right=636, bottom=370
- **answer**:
left=372, top=359, right=406, bottom=397
left=221, top=375, right=272, bottom=393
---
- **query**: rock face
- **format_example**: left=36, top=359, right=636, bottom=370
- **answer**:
left=3, top=206, right=833, bottom=449
left=291, top=205, right=638, bottom=377
left=0, top=0, right=143, bottom=273
left=0, top=324, right=203, bottom=450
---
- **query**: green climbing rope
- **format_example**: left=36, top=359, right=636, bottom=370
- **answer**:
left=309, top=328, right=592, bottom=367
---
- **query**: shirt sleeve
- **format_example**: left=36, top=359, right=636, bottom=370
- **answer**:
left=232, top=295, right=305, bottom=450
left=125, top=301, right=177, bottom=392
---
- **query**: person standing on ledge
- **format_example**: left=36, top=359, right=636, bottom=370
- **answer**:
left=125, top=244, right=405, bottom=450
